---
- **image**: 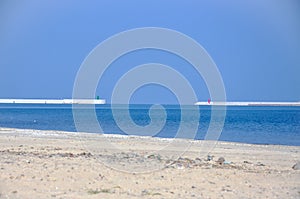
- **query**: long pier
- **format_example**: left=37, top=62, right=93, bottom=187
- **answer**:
left=0, top=99, right=106, bottom=104
left=194, top=101, right=300, bottom=106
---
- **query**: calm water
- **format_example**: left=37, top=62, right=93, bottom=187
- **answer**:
left=0, top=104, right=299, bottom=146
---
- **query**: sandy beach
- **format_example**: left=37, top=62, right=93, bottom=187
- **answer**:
left=0, top=128, right=299, bottom=199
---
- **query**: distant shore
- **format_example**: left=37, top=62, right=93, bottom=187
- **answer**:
left=1, top=128, right=299, bottom=198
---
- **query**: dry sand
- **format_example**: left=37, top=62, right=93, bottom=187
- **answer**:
left=0, top=128, right=299, bottom=198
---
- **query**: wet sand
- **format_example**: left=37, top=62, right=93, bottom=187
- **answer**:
left=0, top=128, right=299, bottom=198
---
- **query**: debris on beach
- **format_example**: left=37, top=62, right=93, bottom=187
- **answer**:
left=141, top=189, right=162, bottom=196
left=166, top=157, right=203, bottom=169
left=216, top=157, right=225, bottom=165
left=207, top=154, right=214, bottom=161
left=146, top=154, right=162, bottom=161
left=292, top=162, right=300, bottom=170
left=256, top=162, right=265, bottom=166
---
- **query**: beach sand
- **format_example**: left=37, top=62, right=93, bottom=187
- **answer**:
left=0, top=128, right=299, bottom=198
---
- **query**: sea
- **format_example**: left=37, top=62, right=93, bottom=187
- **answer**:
left=0, top=104, right=299, bottom=146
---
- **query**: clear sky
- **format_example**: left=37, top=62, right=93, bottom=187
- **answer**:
left=0, top=0, right=299, bottom=104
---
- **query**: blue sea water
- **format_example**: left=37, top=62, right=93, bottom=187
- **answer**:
left=0, top=104, right=299, bottom=146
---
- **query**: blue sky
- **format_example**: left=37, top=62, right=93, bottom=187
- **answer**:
left=0, top=0, right=299, bottom=103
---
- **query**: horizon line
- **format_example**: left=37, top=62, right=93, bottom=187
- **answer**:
left=0, top=99, right=300, bottom=106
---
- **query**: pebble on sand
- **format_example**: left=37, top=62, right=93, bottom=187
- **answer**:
left=292, top=162, right=300, bottom=170
left=216, top=157, right=225, bottom=165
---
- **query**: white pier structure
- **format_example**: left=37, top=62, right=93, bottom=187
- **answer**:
left=0, top=99, right=106, bottom=104
left=194, top=101, right=300, bottom=106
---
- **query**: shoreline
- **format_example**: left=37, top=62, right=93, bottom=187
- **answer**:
left=1, top=128, right=299, bottom=198
left=0, top=127, right=299, bottom=147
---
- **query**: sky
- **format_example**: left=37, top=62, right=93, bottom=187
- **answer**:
left=0, top=0, right=299, bottom=104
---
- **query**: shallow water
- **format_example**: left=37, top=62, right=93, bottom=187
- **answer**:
left=0, top=104, right=299, bottom=146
